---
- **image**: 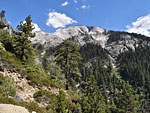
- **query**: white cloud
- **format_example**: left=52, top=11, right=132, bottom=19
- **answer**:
left=46, top=11, right=77, bottom=28
left=81, top=5, right=86, bottom=9
left=126, top=14, right=150, bottom=37
left=74, top=0, right=78, bottom=3
left=61, top=1, right=69, bottom=6
left=81, top=5, right=90, bottom=9
left=32, top=23, right=41, bottom=32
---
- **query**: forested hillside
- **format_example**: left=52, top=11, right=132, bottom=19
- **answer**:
left=1, top=10, right=150, bottom=113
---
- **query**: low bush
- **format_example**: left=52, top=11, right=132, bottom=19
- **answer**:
left=0, top=97, right=17, bottom=105
left=33, top=89, right=57, bottom=105
left=19, top=101, right=47, bottom=113
left=0, top=76, right=16, bottom=97
left=26, top=72, right=55, bottom=88
left=0, top=50, right=23, bottom=71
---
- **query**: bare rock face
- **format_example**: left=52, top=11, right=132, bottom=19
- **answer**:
left=0, top=104, right=29, bottom=113
left=105, top=34, right=140, bottom=57
left=32, top=25, right=150, bottom=59
left=0, top=18, right=14, bottom=34
left=31, top=25, right=109, bottom=48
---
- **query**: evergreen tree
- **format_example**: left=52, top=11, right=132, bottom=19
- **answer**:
left=114, top=83, right=139, bottom=113
left=0, top=30, right=14, bottom=52
left=14, top=15, right=35, bottom=61
left=55, top=40, right=82, bottom=90
left=56, top=90, right=71, bottom=113
left=16, top=15, right=35, bottom=37
left=81, top=72, right=106, bottom=113
left=0, top=10, right=5, bottom=19
left=0, top=10, right=6, bottom=29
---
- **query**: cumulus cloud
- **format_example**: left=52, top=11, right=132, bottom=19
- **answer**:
left=32, top=23, right=41, bottom=32
left=46, top=11, right=77, bottom=28
left=61, top=1, right=69, bottom=6
left=81, top=5, right=86, bottom=9
left=81, top=5, right=90, bottom=9
left=126, top=14, right=150, bottom=37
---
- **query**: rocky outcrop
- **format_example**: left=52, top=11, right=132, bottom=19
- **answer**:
left=30, top=25, right=108, bottom=49
left=0, top=68, right=59, bottom=106
left=0, top=104, right=29, bottom=113
left=31, top=25, right=150, bottom=60
left=0, top=69, right=39, bottom=102
left=105, top=34, right=140, bottom=57
left=0, top=18, right=14, bottom=34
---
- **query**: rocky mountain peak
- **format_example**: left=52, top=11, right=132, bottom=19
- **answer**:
left=31, top=25, right=150, bottom=59
left=31, top=25, right=109, bottom=49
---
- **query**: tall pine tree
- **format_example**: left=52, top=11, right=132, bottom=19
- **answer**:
left=55, top=40, right=82, bottom=90
left=14, top=15, right=35, bottom=61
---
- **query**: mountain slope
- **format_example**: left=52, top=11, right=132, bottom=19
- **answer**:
left=1, top=17, right=150, bottom=112
left=32, top=25, right=150, bottom=59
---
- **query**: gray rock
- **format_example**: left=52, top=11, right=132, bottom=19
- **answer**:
left=13, top=96, right=24, bottom=102
left=31, top=25, right=150, bottom=57
left=0, top=18, right=14, bottom=34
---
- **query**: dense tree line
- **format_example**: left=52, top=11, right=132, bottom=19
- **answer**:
left=78, top=43, right=140, bottom=112
left=117, top=45, right=150, bottom=112
left=107, top=31, right=150, bottom=44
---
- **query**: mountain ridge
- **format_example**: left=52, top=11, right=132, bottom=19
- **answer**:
left=31, top=25, right=150, bottom=59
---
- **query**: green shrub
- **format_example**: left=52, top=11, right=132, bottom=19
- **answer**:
left=0, top=97, right=17, bottom=105
left=0, top=76, right=16, bottom=97
left=26, top=72, right=43, bottom=87
left=67, top=90, right=80, bottom=102
left=0, top=73, right=3, bottom=83
left=41, top=78, right=56, bottom=87
left=0, top=30, right=14, bottom=52
left=33, top=89, right=57, bottom=105
left=19, top=101, right=46, bottom=113
left=0, top=42, right=6, bottom=51
left=24, top=64, right=46, bottom=76
left=27, top=72, right=56, bottom=88
left=0, top=50, right=23, bottom=71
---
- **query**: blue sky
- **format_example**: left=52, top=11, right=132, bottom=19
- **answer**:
left=0, top=0, right=150, bottom=36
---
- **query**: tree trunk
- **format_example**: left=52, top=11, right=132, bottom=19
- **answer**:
left=66, top=71, right=69, bottom=90
left=20, top=46, right=24, bottom=60
left=65, top=55, right=69, bottom=90
left=67, top=70, right=70, bottom=90
left=66, top=69, right=70, bottom=90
